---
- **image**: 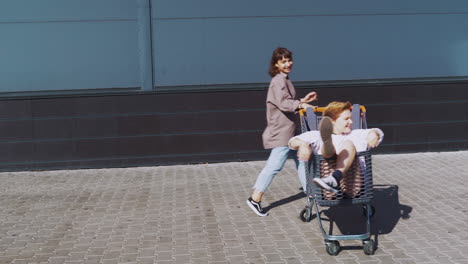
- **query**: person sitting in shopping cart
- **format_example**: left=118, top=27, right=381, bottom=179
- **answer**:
left=288, top=101, right=384, bottom=194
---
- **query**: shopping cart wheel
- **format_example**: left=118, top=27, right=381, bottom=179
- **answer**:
left=300, top=208, right=312, bottom=222
left=325, top=240, right=340, bottom=256
left=362, top=205, right=375, bottom=218
left=362, top=239, right=375, bottom=255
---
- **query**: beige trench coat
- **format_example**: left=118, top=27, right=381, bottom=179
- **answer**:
left=262, top=72, right=301, bottom=149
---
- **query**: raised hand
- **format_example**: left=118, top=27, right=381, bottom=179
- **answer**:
left=301, top=92, right=318, bottom=103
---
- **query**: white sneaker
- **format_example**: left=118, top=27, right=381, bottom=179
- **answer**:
left=313, top=176, right=340, bottom=194
left=319, top=117, right=335, bottom=157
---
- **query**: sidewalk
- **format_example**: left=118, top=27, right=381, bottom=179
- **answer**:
left=0, top=151, right=467, bottom=264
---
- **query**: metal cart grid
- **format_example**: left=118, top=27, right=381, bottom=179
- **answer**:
left=298, top=104, right=376, bottom=256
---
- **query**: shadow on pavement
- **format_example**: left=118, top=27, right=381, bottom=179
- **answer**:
left=323, top=184, right=412, bottom=236
left=263, top=191, right=306, bottom=213
left=370, top=184, right=413, bottom=234
left=314, top=184, right=412, bottom=253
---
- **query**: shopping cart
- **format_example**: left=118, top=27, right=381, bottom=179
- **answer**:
left=298, top=104, right=376, bottom=255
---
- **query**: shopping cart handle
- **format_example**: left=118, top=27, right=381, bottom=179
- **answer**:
left=299, top=105, right=366, bottom=115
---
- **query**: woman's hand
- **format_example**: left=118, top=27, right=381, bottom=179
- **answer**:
left=300, top=92, right=318, bottom=103
left=299, top=103, right=316, bottom=109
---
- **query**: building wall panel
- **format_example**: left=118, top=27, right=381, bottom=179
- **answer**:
left=152, top=1, right=468, bottom=87
left=0, top=81, right=466, bottom=171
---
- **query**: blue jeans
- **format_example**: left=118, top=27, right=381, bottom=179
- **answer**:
left=253, top=146, right=306, bottom=193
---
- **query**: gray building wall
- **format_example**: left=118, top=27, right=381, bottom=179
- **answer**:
left=1, top=1, right=468, bottom=92
left=0, top=1, right=141, bottom=93
left=153, top=1, right=468, bottom=87
left=0, top=1, right=467, bottom=171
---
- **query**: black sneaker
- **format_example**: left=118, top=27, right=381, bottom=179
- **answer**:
left=246, top=197, right=269, bottom=216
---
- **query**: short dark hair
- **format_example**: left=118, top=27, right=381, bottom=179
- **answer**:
left=268, top=47, right=293, bottom=77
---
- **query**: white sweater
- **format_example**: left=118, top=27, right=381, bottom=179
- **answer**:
left=289, top=128, right=384, bottom=154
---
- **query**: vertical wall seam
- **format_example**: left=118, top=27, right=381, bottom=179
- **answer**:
left=137, top=0, right=154, bottom=91
left=148, top=0, right=155, bottom=90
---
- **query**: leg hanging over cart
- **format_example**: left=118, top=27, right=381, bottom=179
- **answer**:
left=295, top=103, right=382, bottom=256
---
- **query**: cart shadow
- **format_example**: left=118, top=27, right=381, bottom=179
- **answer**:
left=263, top=191, right=306, bottom=213
left=322, top=184, right=412, bottom=248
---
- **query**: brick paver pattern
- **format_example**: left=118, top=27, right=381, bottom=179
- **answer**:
left=0, top=151, right=467, bottom=264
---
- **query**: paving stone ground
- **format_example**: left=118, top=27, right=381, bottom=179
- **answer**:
left=0, top=151, right=467, bottom=264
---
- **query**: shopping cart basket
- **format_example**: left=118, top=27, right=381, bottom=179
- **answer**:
left=298, top=104, right=376, bottom=255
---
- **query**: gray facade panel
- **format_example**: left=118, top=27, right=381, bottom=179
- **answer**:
left=153, top=10, right=468, bottom=86
left=2, top=1, right=468, bottom=93
left=152, top=0, right=468, bottom=18
left=0, top=1, right=140, bottom=93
